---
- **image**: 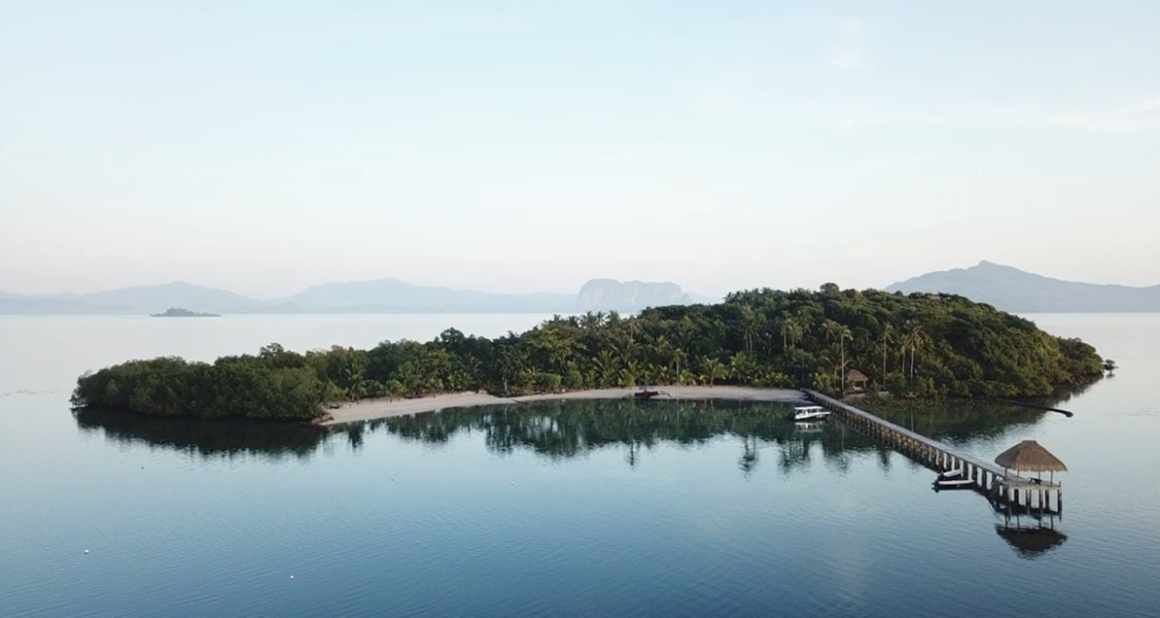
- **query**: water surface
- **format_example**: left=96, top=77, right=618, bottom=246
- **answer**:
left=1, top=313, right=1158, bottom=617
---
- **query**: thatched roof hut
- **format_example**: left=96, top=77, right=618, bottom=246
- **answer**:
left=994, top=440, right=1068, bottom=473
left=846, top=369, right=869, bottom=391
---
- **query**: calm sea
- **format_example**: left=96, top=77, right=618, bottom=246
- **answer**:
left=1, top=313, right=1158, bottom=617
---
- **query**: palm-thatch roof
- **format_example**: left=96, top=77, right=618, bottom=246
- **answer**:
left=846, top=369, right=869, bottom=383
left=994, top=440, right=1068, bottom=472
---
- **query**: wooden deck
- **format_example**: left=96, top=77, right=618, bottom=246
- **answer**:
left=803, top=390, right=1062, bottom=512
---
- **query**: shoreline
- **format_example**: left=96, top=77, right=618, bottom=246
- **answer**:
left=321, top=386, right=808, bottom=426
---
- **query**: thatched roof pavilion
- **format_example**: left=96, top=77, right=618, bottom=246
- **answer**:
left=994, top=440, right=1068, bottom=473
left=845, top=369, right=869, bottom=391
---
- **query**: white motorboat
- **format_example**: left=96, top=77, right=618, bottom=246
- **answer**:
left=793, top=405, right=831, bottom=421
left=933, top=469, right=974, bottom=490
left=933, top=478, right=975, bottom=491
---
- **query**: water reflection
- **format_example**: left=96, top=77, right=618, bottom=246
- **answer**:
left=72, top=399, right=1056, bottom=473
left=73, top=408, right=329, bottom=461
left=371, top=400, right=888, bottom=474
left=72, top=399, right=1074, bottom=560
left=857, top=400, right=1052, bottom=445
left=995, top=522, right=1069, bottom=560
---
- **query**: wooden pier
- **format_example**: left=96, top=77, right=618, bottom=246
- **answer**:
left=803, top=390, right=1062, bottom=513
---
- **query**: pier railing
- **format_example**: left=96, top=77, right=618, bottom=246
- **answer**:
left=803, top=390, right=1062, bottom=513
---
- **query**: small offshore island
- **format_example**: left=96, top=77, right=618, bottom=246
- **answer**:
left=72, top=285, right=1107, bottom=423
left=150, top=307, right=221, bottom=318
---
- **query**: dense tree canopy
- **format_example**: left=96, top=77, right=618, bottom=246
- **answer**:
left=72, top=286, right=1105, bottom=420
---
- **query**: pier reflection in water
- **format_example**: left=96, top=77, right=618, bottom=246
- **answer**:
left=76, top=399, right=984, bottom=468
left=11, top=313, right=1158, bottom=618
left=995, top=515, right=1068, bottom=560
left=73, top=398, right=1060, bottom=477
left=72, top=399, right=1075, bottom=564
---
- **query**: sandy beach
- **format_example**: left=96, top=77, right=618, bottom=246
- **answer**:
left=322, top=386, right=807, bottom=426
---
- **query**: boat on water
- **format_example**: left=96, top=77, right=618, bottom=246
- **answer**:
left=933, top=469, right=974, bottom=490
left=633, top=387, right=662, bottom=400
left=933, top=478, right=975, bottom=491
left=792, top=405, right=831, bottom=421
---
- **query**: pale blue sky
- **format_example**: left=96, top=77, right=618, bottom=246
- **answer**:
left=2, top=1, right=1158, bottom=298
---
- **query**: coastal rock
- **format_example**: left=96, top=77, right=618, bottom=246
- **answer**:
left=575, top=279, right=693, bottom=313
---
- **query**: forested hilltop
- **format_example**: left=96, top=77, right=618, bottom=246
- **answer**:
left=71, top=285, right=1106, bottom=420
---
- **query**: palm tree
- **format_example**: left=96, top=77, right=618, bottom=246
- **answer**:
left=619, top=360, right=642, bottom=388
left=653, top=336, right=675, bottom=373
left=672, top=317, right=696, bottom=356
left=536, top=327, right=580, bottom=369
left=593, top=349, right=618, bottom=387
left=780, top=317, right=803, bottom=351
left=910, top=327, right=925, bottom=379
left=795, top=308, right=814, bottom=336
left=699, top=356, right=727, bottom=387
left=611, top=336, right=638, bottom=368
left=901, top=324, right=926, bottom=380
left=824, top=349, right=850, bottom=391
left=822, top=320, right=854, bottom=391
left=730, top=351, right=754, bottom=385
left=580, top=311, right=603, bottom=331
left=877, top=324, right=895, bottom=386
left=821, top=319, right=841, bottom=344
left=347, top=377, right=369, bottom=402
left=760, top=333, right=779, bottom=361
left=672, top=348, right=688, bottom=380
left=739, top=306, right=762, bottom=353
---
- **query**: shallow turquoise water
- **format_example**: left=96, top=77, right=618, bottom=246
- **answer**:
left=1, top=314, right=1158, bottom=617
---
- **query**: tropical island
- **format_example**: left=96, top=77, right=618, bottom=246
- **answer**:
left=72, top=285, right=1107, bottom=422
left=150, top=307, right=220, bottom=318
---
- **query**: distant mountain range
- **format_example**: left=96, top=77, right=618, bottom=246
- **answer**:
left=0, top=278, right=714, bottom=315
left=272, top=279, right=575, bottom=313
left=886, top=261, right=1160, bottom=313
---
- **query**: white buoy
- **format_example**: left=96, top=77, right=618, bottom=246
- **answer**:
left=290, top=575, right=295, bottom=580
left=84, top=549, right=89, bottom=554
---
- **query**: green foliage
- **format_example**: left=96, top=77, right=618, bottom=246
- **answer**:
left=72, top=286, right=1106, bottom=420
left=71, top=356, right=324, bottom=420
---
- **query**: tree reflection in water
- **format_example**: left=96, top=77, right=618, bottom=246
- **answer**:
left=74, top=399, right=1056, bottom=475
left=72, top=407, right=329, bottom=462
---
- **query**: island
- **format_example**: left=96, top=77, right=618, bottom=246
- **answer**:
left=150, top=307, right=220, bottom=318
left=888, top=260, right=1160, bottom=313
left=73, top=284, right=1107, bottom=422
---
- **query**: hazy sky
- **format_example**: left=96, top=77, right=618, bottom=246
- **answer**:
left=2, top=1, right=1158, bottom=298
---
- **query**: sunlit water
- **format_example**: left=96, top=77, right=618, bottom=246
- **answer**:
left=1, top=314, right=1158, bottom=617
